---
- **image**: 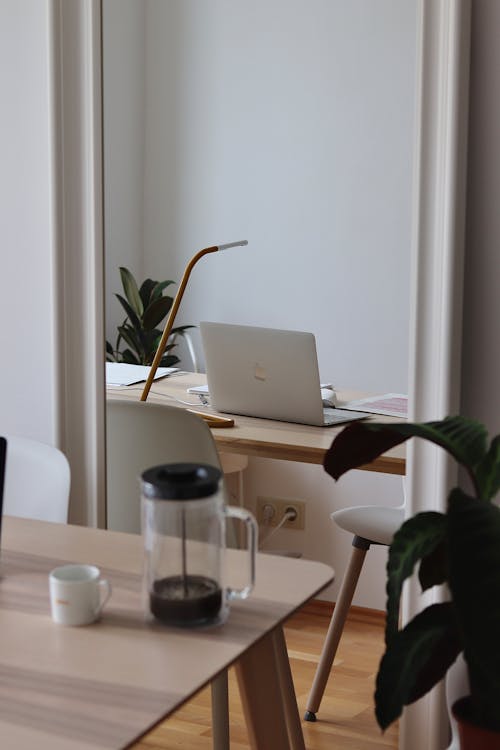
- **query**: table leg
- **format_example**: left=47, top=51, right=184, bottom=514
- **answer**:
left=211, top=670, right=230, bottom=750
left=235, top=626, right=305, bottom=750
left=272, top=627, right=306, bottom=750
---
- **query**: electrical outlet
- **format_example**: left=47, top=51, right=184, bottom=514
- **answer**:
left=256, top=496, right=306, bottom=530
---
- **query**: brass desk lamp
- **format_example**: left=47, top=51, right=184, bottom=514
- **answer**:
left=140, top=240, right=248, bottom=425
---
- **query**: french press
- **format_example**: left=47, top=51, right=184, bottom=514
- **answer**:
left=141, top=463, right=257, bottom=627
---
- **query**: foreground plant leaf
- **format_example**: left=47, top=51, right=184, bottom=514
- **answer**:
left=385, top=512, right=447, bottom=643
left=375, top=603, right=461, bottom=730
left=448, top=489, right=500, bottom=730
left=324, top=417, right=488, bottom=488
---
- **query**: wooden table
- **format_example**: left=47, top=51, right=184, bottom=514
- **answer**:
left=107, top=373, right=406, bottom=475
left=0, top=517, right=333, bottom=750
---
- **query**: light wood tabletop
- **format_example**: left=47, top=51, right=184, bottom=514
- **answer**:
left=0, top=516, right=333, bottom=750
left=107, top=372, right=406, bottom=475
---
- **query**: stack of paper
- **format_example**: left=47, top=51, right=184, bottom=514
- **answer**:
left=106, top=363, right=178, bottom=387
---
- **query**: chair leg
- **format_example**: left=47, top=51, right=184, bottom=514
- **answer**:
left=304, top=536, right=370, bottom=721
left=211, top=670, right=230, bottom=750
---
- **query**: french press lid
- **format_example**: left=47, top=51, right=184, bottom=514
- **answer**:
left=141, top=463, right=221, bottom=500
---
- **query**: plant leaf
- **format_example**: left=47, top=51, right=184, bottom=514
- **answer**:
left=117, top=325, right=142, bottom=360
left=139, top=278, right=157, bottom=308
left=151, top=280, right=175, bottom=301
left=324, top=417, right=488, bottom=487
left=142, top=295, right=173, bottom=330
left=119, top=267, right=143, bottom=317
left=115, top=294, right=143, bottom=331
left=121, top=348, right=140, bottom=364
left=448, top=488, right=500, bottom=729
left=474, top=435, right=500, bottom=501
left=171, top=324, right=195, bottom=334
left=385, top=512, right=447, bottom=643
left=160, top=353, right=180, bottom=367
left=418, top=539, right=447, bottom=591
left=323, top=422, right=408, bottom=480
left=375, top=602, right=461, bottom=730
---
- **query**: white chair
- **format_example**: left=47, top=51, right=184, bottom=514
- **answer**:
left=304, top=479, right=405, bottom=721
left=106, top=398, right=231, bottom=749
left=2, top=435, right=70, bottom=523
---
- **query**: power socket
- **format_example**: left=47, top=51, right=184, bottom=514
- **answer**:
left=256, top=496, right=306, bottom=530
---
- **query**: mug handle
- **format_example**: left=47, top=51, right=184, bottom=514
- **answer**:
left=224, top=506, right=258, bottom=601
left=96, top=579, right=112, bottom=616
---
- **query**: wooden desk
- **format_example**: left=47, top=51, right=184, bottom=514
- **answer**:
left=107, top=373, right=406, bottom=475
left=0, top=517, right=333, bottom=750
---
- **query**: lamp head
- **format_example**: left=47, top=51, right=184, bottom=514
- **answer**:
left=216, top=240, right=248, bottom=251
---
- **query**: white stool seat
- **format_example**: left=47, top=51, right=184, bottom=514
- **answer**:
left=332, top=505, right=404, bottom=546
left=305, top=479, right=406, bottom=722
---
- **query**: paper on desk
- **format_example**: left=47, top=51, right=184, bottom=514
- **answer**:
left=106, top=362, right=178, bottom=386
left=342, top=393, right=408, bottom=418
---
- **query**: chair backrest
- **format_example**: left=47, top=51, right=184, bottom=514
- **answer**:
left=106, top=399, right=222, bottom=533
left=2, top=435, right=70, bottom=523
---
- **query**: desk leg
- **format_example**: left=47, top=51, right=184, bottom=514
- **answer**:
left=235, top=626, right=305, bottom=750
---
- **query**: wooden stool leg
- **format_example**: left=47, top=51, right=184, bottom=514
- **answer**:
left=304, top=537, right=370, bottom=721
left=272, top=626, right=306, bottom=750
left=235, top=629, right=293, bottom=750
left=211, top=670, right=230, bottom=750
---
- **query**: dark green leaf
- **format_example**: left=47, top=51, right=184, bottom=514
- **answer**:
left=142, top=295, right=173, bottom=330
left=171, top=324, right=195, bottom=334
left=418, top=539, right=447, bottom=591
left=160, top=353, right=180, bottom=367
left=375, top=603, right=461, bottom=730
left=115, top=294, right=147, bottom=346
left=105, top=340, right=114, bottom=356
left=121, top=348, right=140, bottom=364
left=474, top=435, right=500, bottom=501
left=119, top=267, right=143, bottom=317
left=385, top=512, right=447, bottom=643
left=448, top=489, right=500, bottom=729
left=139, top=278, right=157, bottom=308
left=151, top=280, right=175, bottom=301
left=324, top=417, right=488, bottom=488
left=117, top=325, right=142, bottom=360
left=323, top=422, right=408, bottom=480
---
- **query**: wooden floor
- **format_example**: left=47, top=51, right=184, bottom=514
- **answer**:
left=132, top=604, right=398, bottom=750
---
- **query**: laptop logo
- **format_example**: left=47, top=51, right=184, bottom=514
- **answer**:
left=254, top=363, right=267, bottom=381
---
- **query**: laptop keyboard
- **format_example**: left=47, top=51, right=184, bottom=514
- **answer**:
left=322, top=408, right=370, bottom=426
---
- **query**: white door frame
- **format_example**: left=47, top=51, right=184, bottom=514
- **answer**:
left=50, top=1, right=471, bottom=746
left=49, top=0, right=106, bottom=528
left=404, top=1, right=471, bottom=748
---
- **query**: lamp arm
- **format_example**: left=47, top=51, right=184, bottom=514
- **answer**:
left=140, top=246, right=218, bottom=401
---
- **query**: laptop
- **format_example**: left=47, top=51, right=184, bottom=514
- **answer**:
left=200, top=322, right=369, bottom=427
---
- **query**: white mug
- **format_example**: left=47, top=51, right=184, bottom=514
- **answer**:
left=49, top=564, right=112, bottom=626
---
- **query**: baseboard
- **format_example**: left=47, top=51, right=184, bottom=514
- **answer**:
left=301, top=598, right=386, bottom=627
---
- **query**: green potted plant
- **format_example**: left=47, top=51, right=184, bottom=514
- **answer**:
left=323, top=416, right=500, bottom=748
left=106, top=267, right=194, bottom=367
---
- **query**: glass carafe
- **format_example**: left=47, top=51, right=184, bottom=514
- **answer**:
left=141, top=463, right=257, bottom=627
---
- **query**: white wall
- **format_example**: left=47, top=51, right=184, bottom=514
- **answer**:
left=0, top=0, right=58, bottom=444
left=461, top=0, right=500, bottom=435
left=103, top=0, right=416, bottom=607
left=103, top=0, right=146, bottom=344
left=141, top=0, right=416, bottom=393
